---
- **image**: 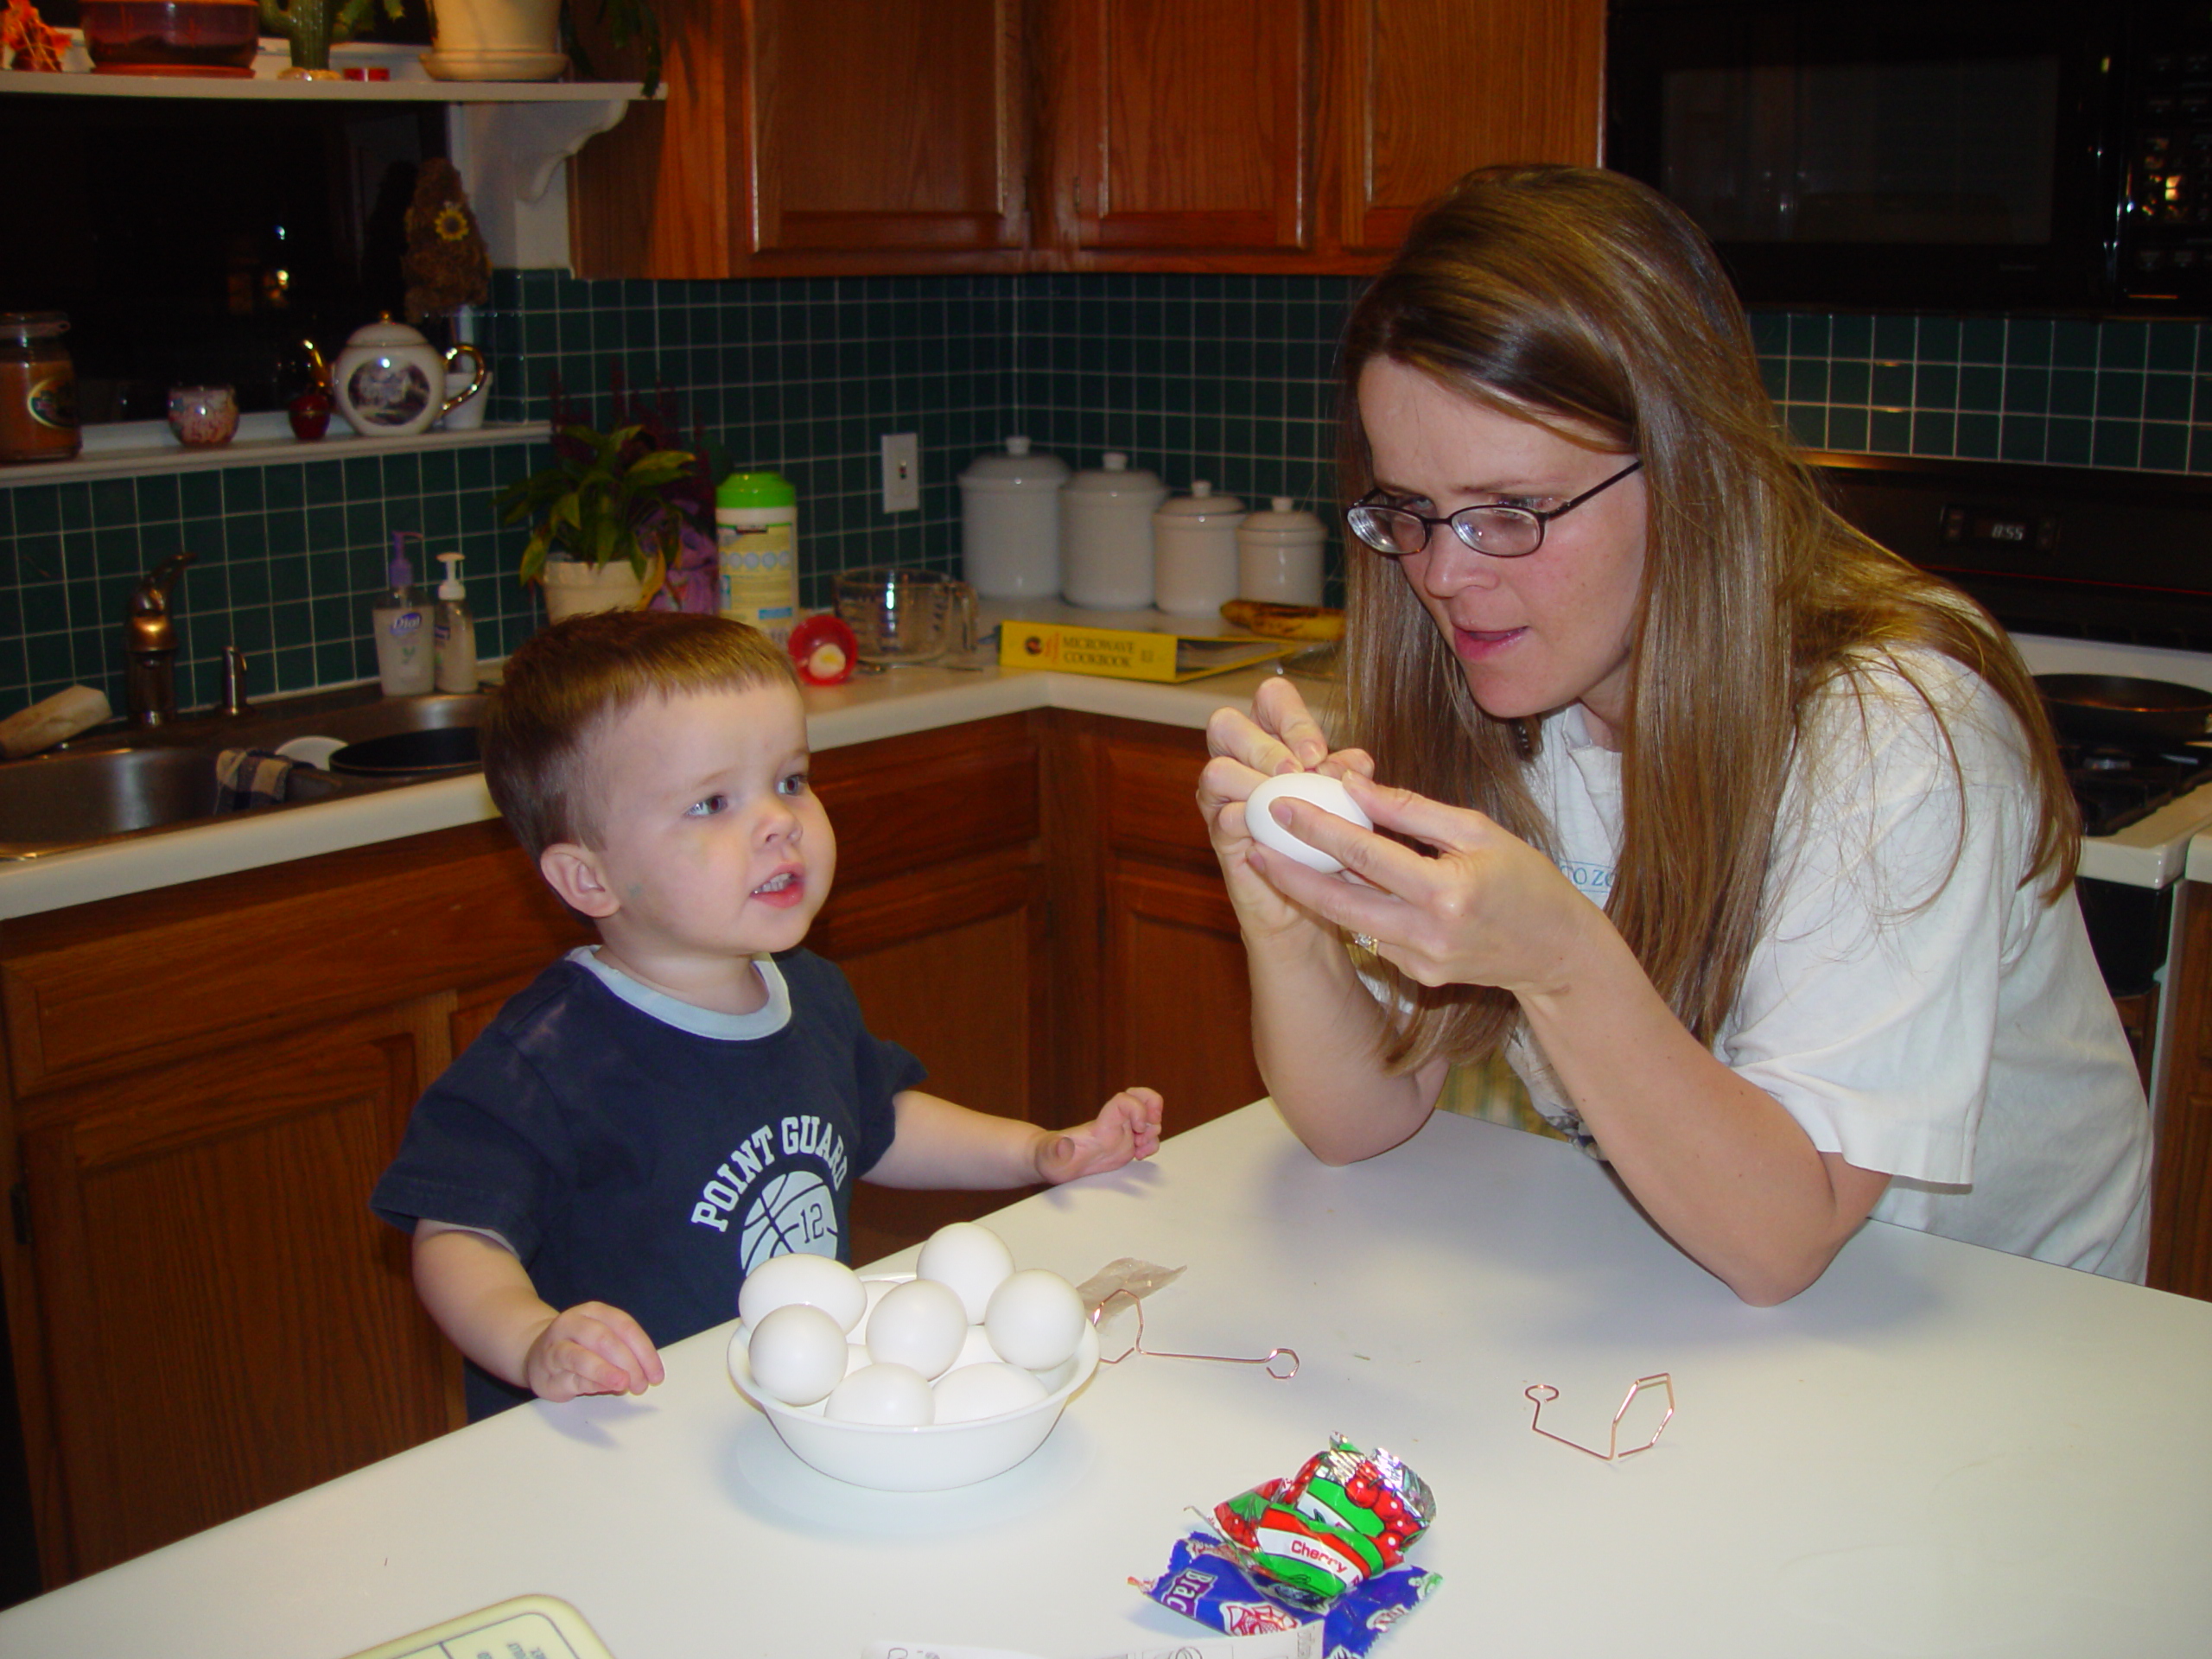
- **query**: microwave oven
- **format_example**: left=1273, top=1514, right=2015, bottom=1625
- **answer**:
left=1605, top=0, right=2212, bottom=314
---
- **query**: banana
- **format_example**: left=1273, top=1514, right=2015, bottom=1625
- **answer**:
left=1219, top=599, right=1345, bottom=641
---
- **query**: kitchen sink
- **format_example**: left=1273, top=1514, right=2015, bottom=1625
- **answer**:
left=0, top=745, right=346, bottom=857
left=0, top=689, right=490, bottom=860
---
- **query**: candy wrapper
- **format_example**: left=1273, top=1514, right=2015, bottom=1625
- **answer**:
left=1135, top=1438, right=1440, bottom=1657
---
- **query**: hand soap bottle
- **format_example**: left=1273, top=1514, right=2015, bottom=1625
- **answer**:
left=432, top=552, right=478, bottom=693
left=372, top=532, right=435, bottom=696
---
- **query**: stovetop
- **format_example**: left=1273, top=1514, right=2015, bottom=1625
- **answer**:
left=2063, top=745, right=2212, bottom=837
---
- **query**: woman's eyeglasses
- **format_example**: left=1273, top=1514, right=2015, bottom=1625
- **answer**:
left=1345, top=459, right=1643, bottom=559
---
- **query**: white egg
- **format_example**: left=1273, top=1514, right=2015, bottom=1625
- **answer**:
left=737, top=1251, right=866, bottom=1332
left=932, top=1361, right=1050, bottom=1423
left=916, top=1222, right=1015, bottom=1321
left=1245, top=771, right=1374, bottom=875
left=864, top=1278, right=969, bottom=1379
left=746, top=1303, right=850, bottom=1406
left=825, top=1362, right=935, bottom=1426
left=983, top=1268, right=1086, bottom=1371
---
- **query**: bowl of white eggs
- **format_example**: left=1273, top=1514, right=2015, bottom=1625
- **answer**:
left=727, top=1221, right=1099, bottom=1491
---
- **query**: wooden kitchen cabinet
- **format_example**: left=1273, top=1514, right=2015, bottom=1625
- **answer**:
left=569, top=0, right=1602, bottom=277
left=2151, top=880, right=2212, bottom=1300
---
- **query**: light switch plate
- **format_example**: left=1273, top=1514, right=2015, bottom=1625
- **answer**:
left=880, top=432, right=920, bottom=512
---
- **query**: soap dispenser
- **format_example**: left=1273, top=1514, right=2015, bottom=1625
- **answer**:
left=372, top=532, right=435, bottom=696
left=432, top=552, right=478, bottom=693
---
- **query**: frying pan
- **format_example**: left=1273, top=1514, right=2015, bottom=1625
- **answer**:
left=2034, top=674, right=2212, bottom=748
left=328, top=726, right=480, bottom=777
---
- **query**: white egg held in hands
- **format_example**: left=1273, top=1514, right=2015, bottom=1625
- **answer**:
left=864, top=1278, right=969, bottom=1379
left=738, top=1251, right=866, bottom=1332
left=983, top=1268, right=1087, bottom=1371
left=933, top=1361, right=1051, bottom=1423
left=1245, top=771, right=1373, bottom=875
left=826, top=1362, right=936, bottom=1426
left=746, top=1303, right=851, bottom=1406
left=917, top=1222, right=1016, bottom=1321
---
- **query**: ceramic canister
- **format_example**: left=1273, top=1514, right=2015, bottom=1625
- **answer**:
left=1059, top=453, right=1166, bottom=609
left=1236, top=497, right=1328, bottom=606
left=959, top=436, right=1069, bottom=598
left=1153, top=480, right=1247, bottom=617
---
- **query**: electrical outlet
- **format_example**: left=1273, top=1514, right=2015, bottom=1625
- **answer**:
left=880, top=432, right=920, bottom=512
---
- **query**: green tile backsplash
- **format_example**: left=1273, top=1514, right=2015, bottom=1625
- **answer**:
left=8, top=270, right=2212, bottom=721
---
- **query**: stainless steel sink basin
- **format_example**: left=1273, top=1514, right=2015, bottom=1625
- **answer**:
left=0, top=744, right=346, bottom=858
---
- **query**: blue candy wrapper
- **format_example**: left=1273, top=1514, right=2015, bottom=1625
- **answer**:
left=1136, top=1530, right=1442, bottom=1658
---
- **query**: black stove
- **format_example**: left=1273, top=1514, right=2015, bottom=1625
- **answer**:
left=2062, top=744, right=2212, bottom=837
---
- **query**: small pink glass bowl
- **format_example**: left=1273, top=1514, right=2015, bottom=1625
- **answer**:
left=167, top=385, right=238, bottom=448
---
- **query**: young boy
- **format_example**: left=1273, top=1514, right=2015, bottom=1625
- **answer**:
left=372, top=610, right=1162, bottom=1419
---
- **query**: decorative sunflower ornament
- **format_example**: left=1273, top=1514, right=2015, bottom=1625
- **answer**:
left=402, top=158, right=492, bottom=324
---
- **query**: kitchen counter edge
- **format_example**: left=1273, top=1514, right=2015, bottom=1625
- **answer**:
left=0, top=664, right=1293, bottom=922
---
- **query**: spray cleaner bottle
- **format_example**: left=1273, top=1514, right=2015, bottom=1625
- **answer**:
left=432, top=552, right=479, bottom=693
left=372, top=532, right=435, bottom=696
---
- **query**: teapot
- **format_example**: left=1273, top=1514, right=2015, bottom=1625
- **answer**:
left=327, top=316, right=487, bottom=440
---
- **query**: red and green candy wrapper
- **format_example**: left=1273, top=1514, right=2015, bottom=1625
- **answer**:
left=1210, top=1435, right=1436, bottom=1611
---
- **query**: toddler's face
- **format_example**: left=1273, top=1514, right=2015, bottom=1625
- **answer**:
left=582, top=680, right=834, bottom=963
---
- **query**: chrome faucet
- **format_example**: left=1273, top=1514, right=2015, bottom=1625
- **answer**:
left=124, top=551, right=196, bottom=727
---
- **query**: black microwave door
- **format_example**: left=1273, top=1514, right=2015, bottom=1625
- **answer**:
left=1606, top=0, right=2123, bottom=311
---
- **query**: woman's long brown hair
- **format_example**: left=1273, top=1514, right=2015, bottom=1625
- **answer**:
left=1338, top=165, right=2078, bottom=1070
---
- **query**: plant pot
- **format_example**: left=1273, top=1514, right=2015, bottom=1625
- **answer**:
left=540, top=557, right=652, bottom=622
left=423, top=0, right=566, bottom=81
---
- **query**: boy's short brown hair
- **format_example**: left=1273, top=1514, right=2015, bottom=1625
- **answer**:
left=483, top=609, right=798, bottom=858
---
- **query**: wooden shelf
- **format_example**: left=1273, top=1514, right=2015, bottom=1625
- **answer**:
left=0, top=67, right=644, bottom=100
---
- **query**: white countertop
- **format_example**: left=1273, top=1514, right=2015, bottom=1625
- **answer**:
left=0, top=1102, right=2203, bottom=1659
left=0, top=658, right=1300, bottom=922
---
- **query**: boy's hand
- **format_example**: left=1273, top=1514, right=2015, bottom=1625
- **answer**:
left=522, top=1301, right=666, bottom=1402
left=1033, top=1087, right=1165, bottom=1184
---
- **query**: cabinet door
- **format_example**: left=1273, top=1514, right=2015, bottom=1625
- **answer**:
left=1327, top=0, right=1605, bottom=254
left=12, top=1002, right=455, bottom=1580
left=1046, top=0, right=1313, bottom=259
left=2152, top=882, right=2212, bottom=1300
left=1107, top=862, right=1268, bottom=1129
left=571, top=0, right=1029, bottom=276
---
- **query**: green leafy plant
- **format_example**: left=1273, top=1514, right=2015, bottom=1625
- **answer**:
left=498, top=422, right=697, bottom=582
left=565, top=0, right=664, bottom=98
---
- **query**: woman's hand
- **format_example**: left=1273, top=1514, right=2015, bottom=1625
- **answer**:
left=1244, top=770, right=1603, bottom=998
left=1199, top=677, right=1378, bottom=943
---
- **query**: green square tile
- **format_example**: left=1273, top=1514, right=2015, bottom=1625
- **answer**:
left=1827, top=408, right=1869, bottom=451
left=228, top=559, right=270, bottom=606
left=2143, top=423, right=2190, bottom=470
left=2146, top=372, right=2194, bottom=422
left=1787, top=359, right=1830, bottom=402
left=1917, top=317, right=1962, bottom=361
left=2097, top=372, right=2145, bottom=420
left=1829, top=360, right=1871, bottom=404
left=1958, top=365, right=2003, bottom=411
left=2049, top=368, right=2095, bottom=416
left=1953, top=413, right=1999, bottom=458
left=1960, top=318, right=2006, bottom=363
left=1873, top=315, right=1918, bottom=357
left=2101, top=321, right=2148, bottom=371
left=1999, top=415, right=2046, bottom=461
left=1910, top=410, right=1956, bottom=454
left=2092, top=421, right=2141, bottom=467
left=94, top=526, right=142, bottom=577
left=1918, top=364, right=1961, bottom=407
left=2046, top=416, right=2092, bottom=466
left=2002, top=367, right=2050, bottom=414
left=1872, top=362, right=1916, bottom=404
left=2051, top=320, right=2101, bottom=368
left=135, top=474, right=180, bottom=522
left=1786, top=313, right=1831, bottom=355
left=1831, top=315, right=1874, bottom=357
left=1784, top=404, right=1827, bottom=446
left=2005, top=319, right=2053, bottom=365
left=2148, top=323, right=2201, bottom=372
left=304, top=463, right=344, bottom=506
left=265, top=509, right=307, bottom=556
left=10, top=485, right=60, bottom=535
left=181, top=471, right=224, bottom=518
left=270, top=556, right=310, bottom=601
left=91, top=477, right=137, bottom=528
left=229, top=468, right=272, bottom=513
left=1759, top=359, right=1788, bottom=401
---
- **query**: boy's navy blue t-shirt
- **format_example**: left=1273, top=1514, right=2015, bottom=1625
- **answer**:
left=371, top=947, right=915, bottom=1418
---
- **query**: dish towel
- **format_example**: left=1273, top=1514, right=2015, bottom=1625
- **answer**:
left=214, top=748, right=296, bottom=811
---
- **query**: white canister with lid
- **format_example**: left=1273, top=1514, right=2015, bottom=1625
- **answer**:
left=960, top=436, right=1069, bottom=598
left=1153, top=480, right=1247, bottom=617
left=1059, top=452, right=1166, bottom=609
left=1236, top=497, right=1328, bottom=606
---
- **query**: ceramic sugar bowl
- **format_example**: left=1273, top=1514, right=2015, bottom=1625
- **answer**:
left=329, top=317, right=486, bottom=439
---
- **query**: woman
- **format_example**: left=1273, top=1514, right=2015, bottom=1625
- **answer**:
left=1200, top=165, right=2150, bottom=1304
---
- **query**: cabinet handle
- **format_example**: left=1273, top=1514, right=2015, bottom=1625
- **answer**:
left=10, top=1181, right=29, bottom=1250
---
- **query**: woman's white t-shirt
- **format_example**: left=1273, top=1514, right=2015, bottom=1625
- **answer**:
left=1505, top=649, right=2152, bottom=1281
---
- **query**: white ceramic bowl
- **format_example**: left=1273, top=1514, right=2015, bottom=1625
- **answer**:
left=728, top=1277, right=1099, bottom=1491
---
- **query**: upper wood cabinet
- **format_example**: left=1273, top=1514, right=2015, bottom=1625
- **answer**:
left=569, top=0, right=1602, bottom=278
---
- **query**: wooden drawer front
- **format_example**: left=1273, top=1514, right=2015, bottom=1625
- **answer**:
left=1101, top=732, right=1214, bottom=865
left=815, top=715, right=1040, bottom=887
left=3, top=828, right=583, bottom=1096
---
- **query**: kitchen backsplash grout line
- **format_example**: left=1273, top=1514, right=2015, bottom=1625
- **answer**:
left=9, top=276, right=2212, bottom=717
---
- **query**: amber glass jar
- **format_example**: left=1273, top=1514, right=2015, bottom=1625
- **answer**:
left=0, top=312, right=81, bottom=464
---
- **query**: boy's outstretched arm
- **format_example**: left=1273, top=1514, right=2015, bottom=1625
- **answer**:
left=866, top=1088, right=1164, bottom=1189
left=411, top=1221, right=666, bottom=1402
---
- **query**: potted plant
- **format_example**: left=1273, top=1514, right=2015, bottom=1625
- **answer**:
left=497, top=371, right=720, bottom=621
left=423, top=0, right=664, bottom=92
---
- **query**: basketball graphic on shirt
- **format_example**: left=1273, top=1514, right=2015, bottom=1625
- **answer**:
left=739, top=1168, right=840, bottom=1269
